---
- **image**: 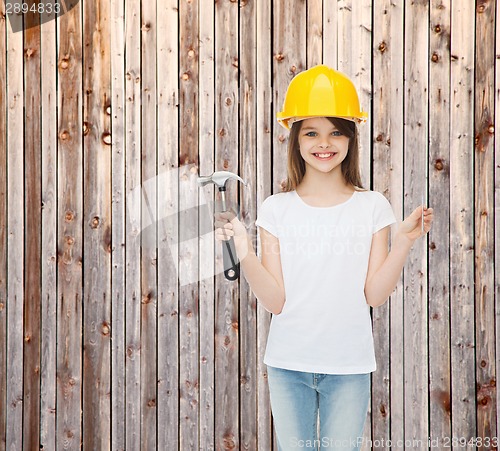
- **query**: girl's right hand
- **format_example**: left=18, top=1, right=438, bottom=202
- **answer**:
left=214, top=210, right=249, bottom=259
left=213, top=210, right=247, bottom=242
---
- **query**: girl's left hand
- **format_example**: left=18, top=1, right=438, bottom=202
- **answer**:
left=397, top=205, right=434, bottom=243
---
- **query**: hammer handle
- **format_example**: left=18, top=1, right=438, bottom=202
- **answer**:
left=223, top=238, right=240, bottom=281
left=220, top=189, right=240, bottom=281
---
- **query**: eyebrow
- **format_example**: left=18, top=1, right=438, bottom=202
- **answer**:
left=301, top=126, right=338, bottom=131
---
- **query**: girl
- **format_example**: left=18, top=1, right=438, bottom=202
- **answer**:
left=214, top=65, right=434, bottom=451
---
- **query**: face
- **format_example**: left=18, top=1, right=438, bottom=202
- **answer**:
left=297, top=117, right=350, bottom=174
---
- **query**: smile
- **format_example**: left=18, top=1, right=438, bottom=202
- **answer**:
left=312, top=152, right=337, bottom=160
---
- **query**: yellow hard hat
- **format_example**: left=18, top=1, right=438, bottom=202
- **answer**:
left=277, top=65, right=368, bottom=130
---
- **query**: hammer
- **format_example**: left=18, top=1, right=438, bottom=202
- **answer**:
left=197, top=170, right=248, bottom=281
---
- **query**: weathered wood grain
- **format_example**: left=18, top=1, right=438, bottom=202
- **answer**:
left=0, top=0, right=6, bottom=443
left=179, top=0, right=200, bottom=448
left=450, top=0, right=476, bottom=442
left=40, top=9, right=58, bottom=451
left=157, top=0, right=180, bottom=450
left=140, top=0, right=158, bottom=449
left=56, top=4, right=83, bottom=448
left=428, top=0, right=452, bottom=446
left=404, top=0, right=430, bottom=446
left=5, top=6, right=24, bottom=451
left=214, top=0, right=239, bottom=448
left=388, top=1, right=405, bottom=447
left=198, top=1, right=215, bottom=450
left=82, top=0, right=112, bottom=447
left=124, top=0, right=142, bottom=447
left=307, top=0, right=322, bottom=67
left=23, top=12, right=42, bottom=451
left=475, top=0, right=497, bottom=447
left=371, top=1, right=391, bottom=448
left=110, top=0, right=126, bottom=448
left=240, top=0, right=257, bottom=449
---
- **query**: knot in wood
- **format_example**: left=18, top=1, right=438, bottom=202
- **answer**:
left=105, top=105, right=111, bottom=115
left=66, top=236, right=75, bottom=245
left=275, top=53, right=285, bottom=62
left=91, top=216, right=100, bottom=228
left=101, top=322, right=110, bottom=335
left=147, top=399, right=156, bottom=407
left=488, top=124, right=494, bottom=134
left=83, top=122, right=90, bottom=135
left=59, top=57, right=70, bottom=69
left=65, top=210, right=75, bottom=222
left=102, top=132, right=112, bottom=145
left=431, top=53, right=439, bottom=63
left=376, top=134, right=383, bottom=142
left=378, top=41, right=387, bottom=53
left=278, top=135, right=286, bottom=143
left=477, top=3, right=485, bottom=13
left=188, top=49, right=195, bottom=58
left=181, top=72, right=189, bottom=81
left=434, top=159, right=444, bottom=171
left=434, top=24, right=441, bottom=33
left=59, top=130, right=70, bottom=141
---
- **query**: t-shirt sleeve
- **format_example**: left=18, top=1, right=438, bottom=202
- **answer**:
left=255, top=196, right=278, bottom=237
left=372, top=192, right=397, bottom=234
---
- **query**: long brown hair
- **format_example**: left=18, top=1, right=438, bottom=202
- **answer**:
left=282, top=117, right=366, bottom=192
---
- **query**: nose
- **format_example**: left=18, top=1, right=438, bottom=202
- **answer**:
left=317, top=139, right=331, bottom=149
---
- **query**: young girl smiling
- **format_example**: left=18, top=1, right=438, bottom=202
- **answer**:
left=214, top=65, right=434, bottom=451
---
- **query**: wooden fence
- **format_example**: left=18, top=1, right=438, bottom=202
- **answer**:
left=0, top=0, right=499, bottom=449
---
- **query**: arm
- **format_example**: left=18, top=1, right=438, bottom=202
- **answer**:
left=364, top=204, right=434, bottom=308
left=364, top=228, right=414, bottom=308
left=236, top=231, right=286, bottom=315
left=214, top=211, right=285, bottom=315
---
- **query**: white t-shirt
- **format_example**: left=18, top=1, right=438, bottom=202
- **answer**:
left=255, top=189, right=397, bottom=374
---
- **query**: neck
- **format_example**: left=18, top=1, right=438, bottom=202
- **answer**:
left=298, top=166, right=352, bottom=194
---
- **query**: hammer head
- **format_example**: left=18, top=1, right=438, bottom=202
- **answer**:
left=197, top=170, right=248, bottom=189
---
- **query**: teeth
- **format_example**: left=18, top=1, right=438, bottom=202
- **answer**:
left=314, top=153, right=335, bottom=158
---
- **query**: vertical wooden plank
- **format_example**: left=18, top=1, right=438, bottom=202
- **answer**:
left=256, top=0, right=273, bottom=449
left=110, top=0, right=126, bottom=448
left=240, top=0, right=257, bottom=449
left=475, top=0, right=497, bottom=445
left=496, top=0, right=500, bottom=442
left=57, top=2, right=83, bottom=447
left=179, top=0, right=199, bottom=449
left=82, top=0, right=112, bottom=448
left=389, top=0, right=405, bottom=447
left=5, top=9, right=24, bottom=451
left=403, top=0, right=429, bottom=446
left=371, top=0, right=391, bottom=448
left=450, top=0, right=476, bottom=441
left=140, top=0, right=157, bottom=448
left=157, top=0, right=180, bottom=450
left=198, top=1, right=215, bottom=450
left=0, top=0, right=10, bottom=448
left=23, top=9, right=41, bottom=451
left=351, top=0, right=371, bottom=185
left=428, top=0, right=452, bottom=446
left=214, top=0, right=239, bottom=448
left=307, top=0, right=322, bottom=67
left=273, top=0, right=306, bottom=192
left=322, top=0, right=337, bottom=67
left=39, top=7, right=58, bottom=451
left=124, top=0, right=142, bottom=447
left=337, top=0, right=352, bottom=75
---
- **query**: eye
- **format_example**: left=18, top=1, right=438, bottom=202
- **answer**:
left=332, top=131, right=343, bottom=137
left=305, top=131, right=317, bottom=137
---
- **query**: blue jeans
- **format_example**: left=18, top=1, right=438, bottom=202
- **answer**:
left=267, top=365, right=370, bottom=450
